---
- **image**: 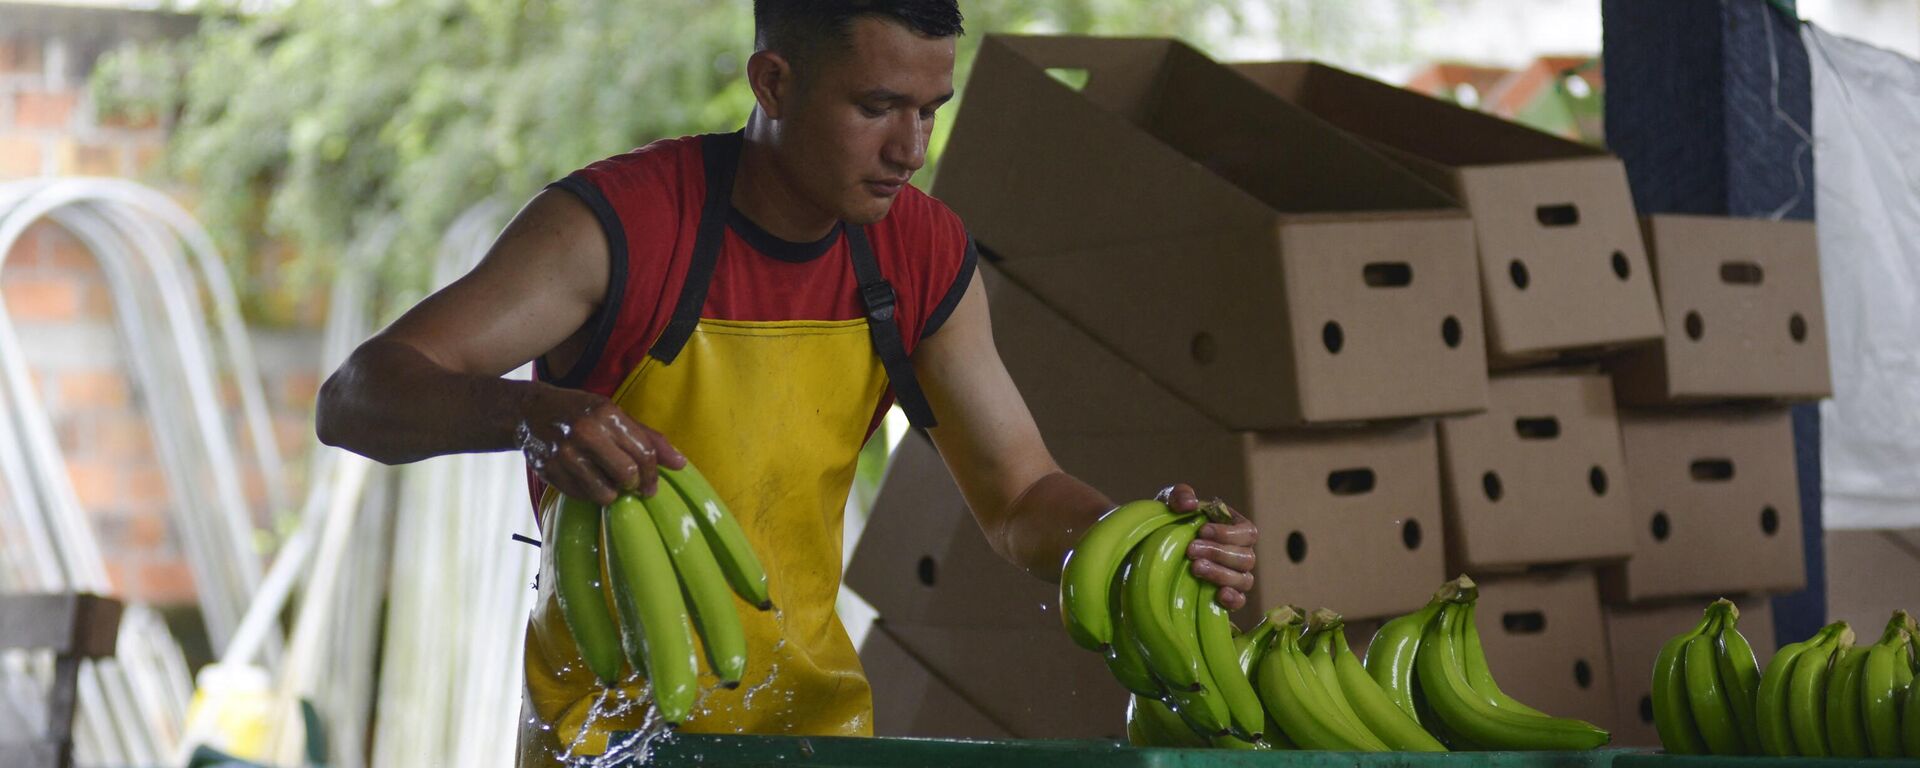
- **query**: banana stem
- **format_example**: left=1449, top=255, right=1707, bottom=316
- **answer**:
left=1197, top=498, right=1233, bottom=524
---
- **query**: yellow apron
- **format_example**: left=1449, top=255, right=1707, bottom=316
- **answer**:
left=517, top=131, right=940, bottom=764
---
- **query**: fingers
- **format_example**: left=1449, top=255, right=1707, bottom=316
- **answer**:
left=1156, top=483, right=1200, bottom=512
left=1190, top=554, right=1255, bottom=592
left=1213, top=586, right=1248, bottom=612
left=556, top=444, right=622, bottom=505
left=591, top=404, right=656, bottom=495
left=1188, top=538, right=1256, bottom=572
left=1199, top=519, right=1258, bottom=548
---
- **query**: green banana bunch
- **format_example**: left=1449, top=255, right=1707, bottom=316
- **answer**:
left=546, top=459, right=773, bottom=725
left=1164, top=568, right=1230, bottom=737
left=1650, top=599, right=1767, bottom=756
left=1788, top=622, right=1854, bottom=756
left=1254, top=608, right=1389, bottom=751
left=1756, top=620, right=1850, bottom=756
left=1323, top=611, right=1447, bottom=751
left=1860, top=612, right=1913, bottom=758
left=1126, top=694, right=1208, bottom=748
left=1061, top=499, right=1188, bottom=650
left=1413, top=578, right=1610, bottom=751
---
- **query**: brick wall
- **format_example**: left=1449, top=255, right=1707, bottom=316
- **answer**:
left=1, top=3, right=324, bottom=607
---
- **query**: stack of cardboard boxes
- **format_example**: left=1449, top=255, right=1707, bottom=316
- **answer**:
left=847, top=35, right=1828, bottom=746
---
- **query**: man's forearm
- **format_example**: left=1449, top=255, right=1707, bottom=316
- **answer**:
left=316, top=339, right=535, bottom=464
left=993, top=471, right=1114, bottom=582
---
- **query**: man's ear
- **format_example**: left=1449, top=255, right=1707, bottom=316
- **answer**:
left=747, top=49, right=794, bottom=120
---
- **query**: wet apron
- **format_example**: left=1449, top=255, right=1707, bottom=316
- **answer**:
left=518, top=132, right=940, bottom=762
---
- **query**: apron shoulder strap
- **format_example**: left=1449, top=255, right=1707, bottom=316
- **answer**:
left=649, top=131, right=742, bottom=363
left=848, top=225, right=939, bottom=430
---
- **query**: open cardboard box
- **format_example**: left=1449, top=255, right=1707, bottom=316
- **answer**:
left=1230, top=60, right=1665, bottom=368
left=1438, top=370, right=1635, bottom=572
left=1610, top=215, right=1831, bottom=404
left=1601, top=407, right=1807, bottom=603
left=987, top=268, right=1447, bottom=623
left=843, top=428, right=1058, bottom=631
left=859, top=621, right=1015, bottom=739
left=936, top=35, right=1487, bottom=428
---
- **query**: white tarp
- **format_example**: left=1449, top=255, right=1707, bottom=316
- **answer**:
left=1805, top=24, right=1920, bottom=529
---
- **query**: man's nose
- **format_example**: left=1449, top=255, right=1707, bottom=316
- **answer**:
left=884, top=113, right=928, bottom=172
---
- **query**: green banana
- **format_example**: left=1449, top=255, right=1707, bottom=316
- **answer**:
left=1460, top=600, right=1548, bottom=718
left=1060, top=499, right=1184, bottom=650
left=1365, top=596, right=1443, bottom=724
left=1123, top=518, right=1205, bottom=693
left=1126, top=694, right=1207, bottom=748
left=544, top=494, right=625, bottom=684
left=1861, top=612, right=1911, bottom=758
left=1825, top=645, right=1871, bottom=757
left=1787, top=621, right=1852, bottom=757
left=1165, top=571, right=1230, bottom=737
left=1904, top=663, right=1920, bottom=757
left=1303, top=611, right=1382, bottom=748
left=1683, top=613, right=1745, bottom=754
left=1710, top=600, right=1763, bottom=754
left=1196, top=580, right=1266, bottom=741
left=1416, top=600, right=1609, bottom=751
left=1330, top=620, right=1446, bottom=751
left=1234, top=612, right=1288, bottom=748
left=1252, top=608, right=1386, bottom=751
left=1104, top=558, right=1164, bottom=698
left=603, top=493, right=700, bottom=723
left=1756, top=622, right=1837, bottom=756
left=642, top=485, right=747, bottom=686
left=1652, top=605, right=1715, bottom=754
left=658, top=463, right=771, bottom=610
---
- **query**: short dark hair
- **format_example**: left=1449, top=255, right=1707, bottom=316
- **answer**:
left=754, top=0, right=965, bottom=73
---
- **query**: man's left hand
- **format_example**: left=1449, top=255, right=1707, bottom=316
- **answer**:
left=1159, top=483, right=1258, bottom=611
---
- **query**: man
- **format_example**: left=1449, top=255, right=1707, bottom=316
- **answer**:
left=315, top=0, right=1259, bottom=761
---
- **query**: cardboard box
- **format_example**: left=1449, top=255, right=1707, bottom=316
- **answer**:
left=1470, top=568, right=1616, bottom=730
left=1610, top=215, right=1831, bottom=404
left=986, top=268, right=1447, bottom=623
left=936, top=35, right=1488, bottom=428
left=1824, top=528, right=1920, bottom=634
left=1603, top=597, right=1777, bottom=748
left=882, top=621, right=1129, bottom=739
left=1601, top=408, right=1806, bottom=604
left=843, top=430, right=1057, bottom=630
left=1230, top=61, right=1665, bottom=367
left=859, top=621, right=1014, bottom=739
left=1437, top=371, right=1635, bottom=572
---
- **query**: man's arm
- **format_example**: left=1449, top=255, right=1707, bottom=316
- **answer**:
left=316, top=188, right=683, bottom=503
left=913, top=272, right=1259, bottom=608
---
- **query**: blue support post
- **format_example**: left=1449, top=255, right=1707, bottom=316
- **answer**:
left=1602, top=0, right=1823, bottom=646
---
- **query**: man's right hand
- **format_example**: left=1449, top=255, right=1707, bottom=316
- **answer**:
left=517, top=385, right=686, bottom=505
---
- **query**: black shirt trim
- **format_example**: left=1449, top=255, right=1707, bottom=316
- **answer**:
left=727, top=206, right=844, bottom=263
left=539, top=174, right=627, bottom=388
left=921, top=236, right=978, bottom=341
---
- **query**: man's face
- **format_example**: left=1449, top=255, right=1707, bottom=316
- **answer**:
left=776, top=17, right=956, bottom=225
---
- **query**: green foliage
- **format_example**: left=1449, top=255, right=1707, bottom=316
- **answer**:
left=91, top=0, right=1273, bottom=321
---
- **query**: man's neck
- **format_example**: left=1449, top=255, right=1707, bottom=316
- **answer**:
left=734, top=117, right=839, bottom=243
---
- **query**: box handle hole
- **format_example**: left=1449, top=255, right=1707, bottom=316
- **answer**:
left=1501, top=610, right=1548, bottom=635
left=1720, top=261, right=1765, bottom=285
left=1515, top=416, right=1561, bottom=440
left=1690, top=459, right=1736, bottom=482
left=1362, top=262, right=1413, bottom=288
left=1536, top=203, right=1580, bottom=227
left=1326, top=468, right=1377, bottom=496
